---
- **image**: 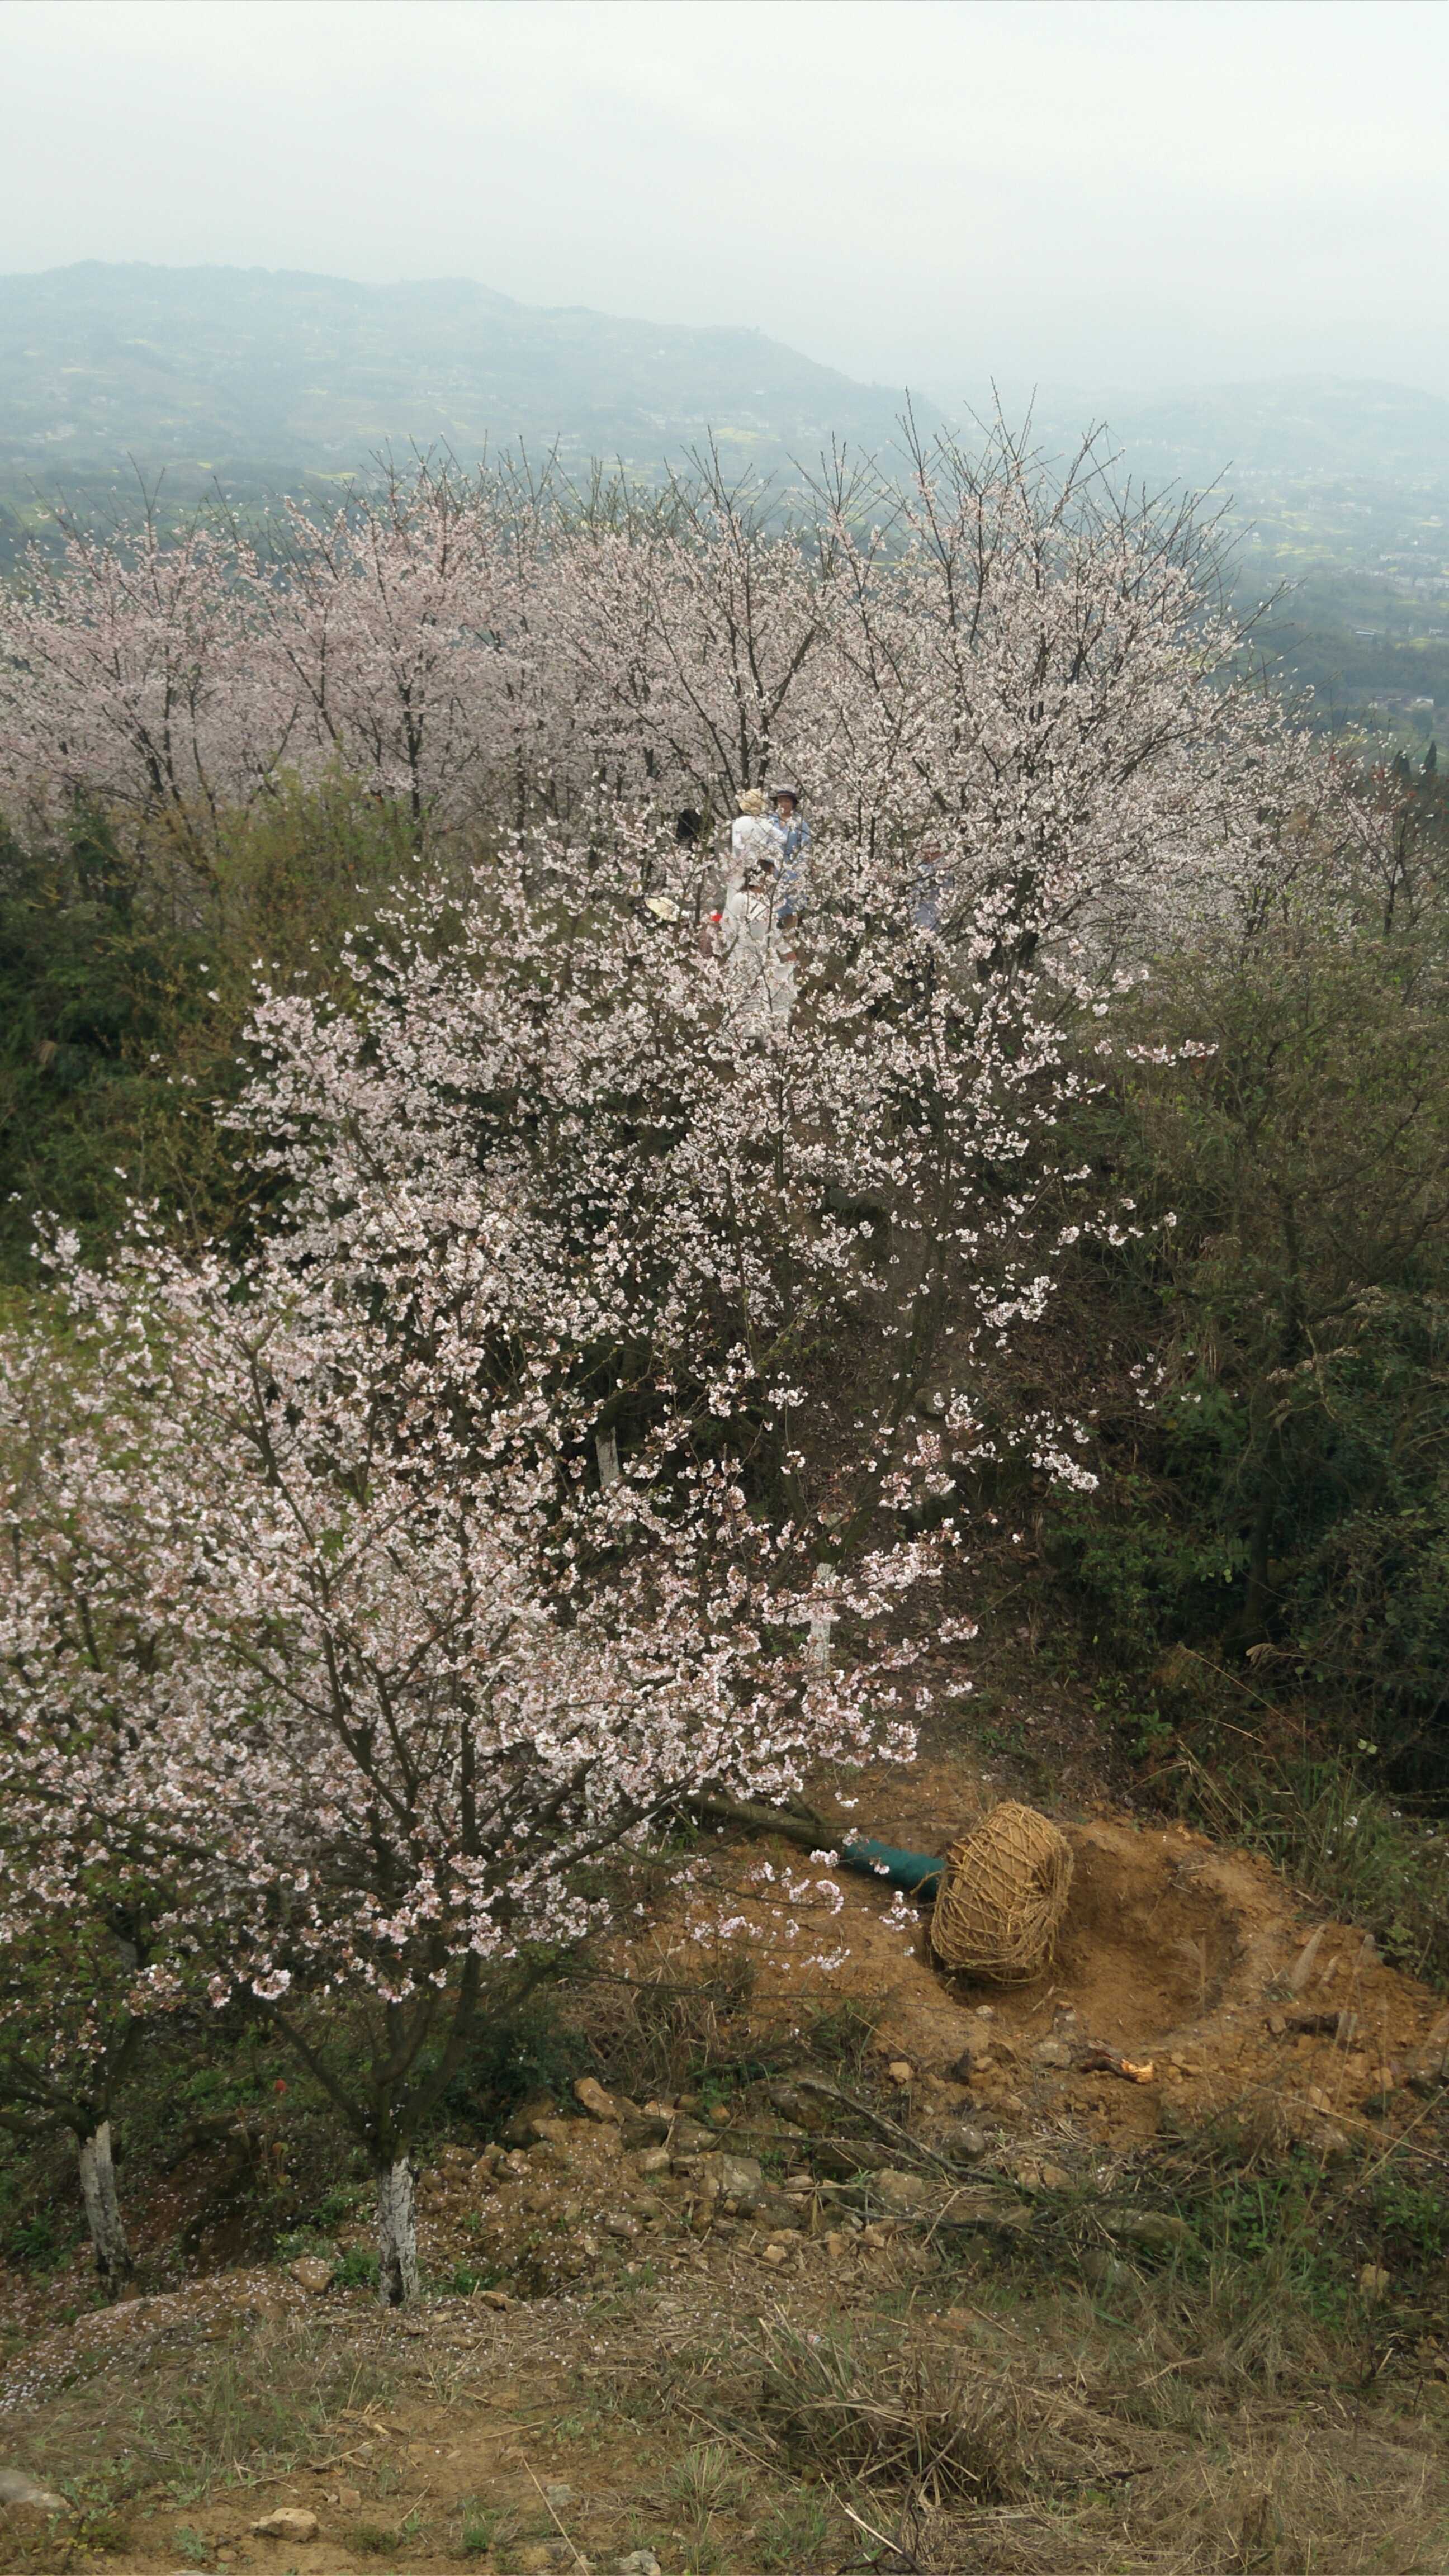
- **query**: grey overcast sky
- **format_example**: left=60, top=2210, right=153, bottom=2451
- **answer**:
left=5, top=0, right=1448, bottom=400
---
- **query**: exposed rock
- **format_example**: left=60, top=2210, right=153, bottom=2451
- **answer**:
left=615, top=2554, right=663, bottom=2576
left=886, top=2059, right=915, bottom=2085
left=1102, top=2209, right=1189, bottom=2250
left=0, top=2471, right=68, bottom=2514
left=811, top=2136, right=888, bottom=2177
left=288, top=2256, right=334, bottom=2293
left=528, top=2137, right=574, bottom=2172
left=930, top=2190, right=1034, bottom=2233
left=504, top=2094, right=560, bottom=2146
left=621, top=2113, right=671, bottom=2149
left=252, top=2509, right=320, bottom=2542
left=697, top=2151, right=764, bottom=2211
left=667, top=2116, right=715, bottom=2158
left=936, top=2122, right=987, bottom=2160
left=575, top=2076, right=620, bottom=2122
left=873, top=2168, right=934, bottom=2213
left=1033, top=2039, right=1073, bottom=2068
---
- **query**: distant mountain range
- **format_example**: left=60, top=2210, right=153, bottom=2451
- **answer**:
left=1068, top=376, right=1449, bottom=491
left=3, top=264, right=1448, bottom=517
left=0, top=261, right=919, bottom=500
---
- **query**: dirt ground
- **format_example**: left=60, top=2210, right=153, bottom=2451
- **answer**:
left=623, top=1753, right=1448, bottom=2154
left=2, top=1729, right=1448, bottom=2575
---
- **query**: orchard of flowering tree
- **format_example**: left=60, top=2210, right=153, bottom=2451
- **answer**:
left=4, top=422, right=1449, bottom=2302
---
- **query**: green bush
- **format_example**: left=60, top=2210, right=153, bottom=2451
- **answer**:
left=0, top=778, right=409, bottom=1278
left=1045, top=877, right=1449, bottom=1788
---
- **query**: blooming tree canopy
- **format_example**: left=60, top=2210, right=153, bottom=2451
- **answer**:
left=0, top=419, right=1401, bottom=2300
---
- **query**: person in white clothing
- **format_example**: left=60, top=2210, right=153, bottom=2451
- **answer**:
left=718, top=844, right=795, bottom=1033
left=730, top=785, right=780, bottom=887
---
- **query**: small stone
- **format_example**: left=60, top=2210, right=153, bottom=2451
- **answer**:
left=760, top=2241, right=790, bottom=2266
left=1038, top=2163, right=1072, bottom=2191
left=479, top=2287, right=515, bottom=2310
left=335, top=2488, right=362, bottom=2511
left=822, top=2229, right=850, bottom=2260
left=941, top=2121, right=986, bottom=2160
left=1103, top=2210, right=1189, bottom=2250
left=575, top=2076, right=619, bottom=2122
left=1033, top=2039, right=1072, bottom=2068
left=615, top=2554, right=663, bottom=2576
left=1359, top=2263, right=1391, bottom=2302
left=503, top=2093, right=559, bottom=2146
left=887, top=2059, right=914, bottom=2085
left=635, top=2145, right=672, bottom=2176
left=288, top=2256, right=333, bottom=2293
left=543, top=2483, right=576, bottom=2510
left=874, top=2167, right=932, bottom=2213
left=251, top=2509, right=320, bottom=2543
left=697, top=2151, right=764, bottom=2212
left=707, top=2102, right=731, bottom=2126
left=0, top=2471, right=68, bottom=2515
left=668, top=2116, right=714, bottom=2157
left=1266, top=2010, right=1286, bottom=2036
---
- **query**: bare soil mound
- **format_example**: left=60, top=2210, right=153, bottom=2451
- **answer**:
left=650, top=1758, right=1446, bottom=2151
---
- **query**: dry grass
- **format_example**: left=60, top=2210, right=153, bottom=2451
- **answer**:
left=759, top=2318, right=1026, bottom=2507
left=0, top=2304, right=395, bottom=2513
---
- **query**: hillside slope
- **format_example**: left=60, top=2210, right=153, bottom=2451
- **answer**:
left=0, top=261, right=921, bottom=489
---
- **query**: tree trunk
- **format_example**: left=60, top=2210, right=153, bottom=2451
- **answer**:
left=77, top=2122, right=132, bottom=2295
left=376, top=2156, right=419, bottom=2307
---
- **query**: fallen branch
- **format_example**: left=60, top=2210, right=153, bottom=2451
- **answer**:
left=792, top=2075, right=960, bottom=2175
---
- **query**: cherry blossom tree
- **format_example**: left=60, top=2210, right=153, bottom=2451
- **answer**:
left=0, top=430, right=1395, bottom=942
left=0, top=1328, right=187, bottom=2293
left=238, top=454, right=532, bottom=836
left=0, top=1188, right=922, bottom=2303
left=0, top=489, right=291, bottom=850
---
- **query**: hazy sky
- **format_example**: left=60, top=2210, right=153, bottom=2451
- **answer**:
left=6, top=0, right=1449, bottom=400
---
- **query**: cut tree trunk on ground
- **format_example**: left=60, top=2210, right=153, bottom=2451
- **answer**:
left=376, top=2156, right=419, bottom=2307
left=77, top=2121, right=132, bottom=2294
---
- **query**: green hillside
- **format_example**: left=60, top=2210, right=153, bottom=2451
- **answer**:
left=0, top=259, right=919, bottom=505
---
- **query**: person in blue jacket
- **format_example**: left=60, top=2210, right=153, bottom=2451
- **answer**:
left=769, top=782, right=810, bottom=925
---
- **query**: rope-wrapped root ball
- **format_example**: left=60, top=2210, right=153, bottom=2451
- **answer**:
left=929, top=1800, right=1074, bottom=1985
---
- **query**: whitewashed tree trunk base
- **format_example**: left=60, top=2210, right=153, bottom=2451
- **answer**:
left=77, top=2122, right=132, bottom=2294
left=376, top=2157, right=419, bottom=2307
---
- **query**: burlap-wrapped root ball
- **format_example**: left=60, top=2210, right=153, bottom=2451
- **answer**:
left=929, top=1800, right=1074, bottom=1985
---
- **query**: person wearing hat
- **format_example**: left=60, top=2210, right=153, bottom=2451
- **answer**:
left=730, top=785, right=779, bottom=885
left=769, top=783, right=810, bottom=926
